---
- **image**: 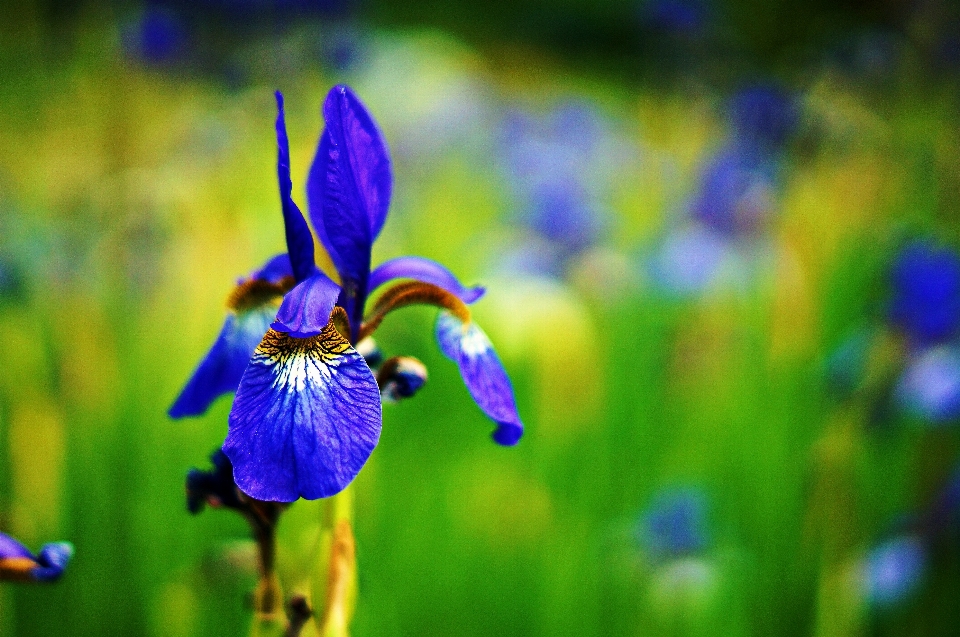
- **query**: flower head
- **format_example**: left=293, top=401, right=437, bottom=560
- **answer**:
left=172, top=86, right=523, bottom=502
left=888, top=241, right=960, bottom=346
left=637, top=488, right=709, bottom=562
left=895, top=346, right=960, bottom=423
left=861, top=535, right=926, bottom=608
left=728, top=84, right=799, bottom=152
left=0, top=533, right=73, bottom=583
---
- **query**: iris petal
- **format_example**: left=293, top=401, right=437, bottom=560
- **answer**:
left=270, top=271, right=341, bottom=337
left=31, top=543, right=74, bottom=582
left=224, top=323, right=382, bottom=502
left=169, top=305, right=277, bottom=418
left=0, top=532, right=33, bottom=560
left=251, top=253, right=294, bottom=284
left=0, top=534, right=73, bottom=582
left=369, top=256, right=485, bottom=304
left=275, top=92, right=318, bottom=283
left=307, top=85, right=392, bottom=335
left=435, top=311, right=524, bottom=446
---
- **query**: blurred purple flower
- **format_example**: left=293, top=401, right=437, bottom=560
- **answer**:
left=123, top=7, right=189, bottom=66
left=637, top=488, right=709, bottom=561
left=639, top=0, right=709, bottom=36
left=499, top=100, right=633, bottom=276
left=895, top=346, right=960, bottom=423
left=649, top=224, right=732, bottom=295
left=728, top=84, right=799, bottom=152
left=690, top=146, right=780, bottom=237
left=888, top=241, right=960, bottom=346
left=862, top=535, right=926, bottom=608
left=0, top=533, right=73, bottom=583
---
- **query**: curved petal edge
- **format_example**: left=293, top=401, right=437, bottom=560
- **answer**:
left=224, top=323, right=382, bottom=502
left=435, top=311, right=524, bottom=446
left=369, top=256, right=485, bottom=304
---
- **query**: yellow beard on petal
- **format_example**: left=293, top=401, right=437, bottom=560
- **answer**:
left=256, top=322, right=354, bottom=392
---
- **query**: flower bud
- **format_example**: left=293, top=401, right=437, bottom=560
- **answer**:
left=377, top=356, right=428, bottom=402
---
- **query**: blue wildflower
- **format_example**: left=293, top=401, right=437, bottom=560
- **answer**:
left=895, top=346, right=960, bottom=424
left=639, top=0, right=709, bottom=36
left=689, top=146, right=780, bottom=237
left=862, top=535, right=926, bottom=608
left=122, top=7, right=189, bottom=66
left=497, top=102, right=624, bottom=277
left=649, top=223, right=734, bottom=295
left=888, top=241, right=960, bottom=346
left=0, top=533, right=73, bottom=583
left=728, top=84, right=799, bottom=152
left=637, top=488, right=709, bottom=561
left=172, top=87, right=523, bottom=502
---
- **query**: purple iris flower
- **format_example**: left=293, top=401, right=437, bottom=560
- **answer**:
left=171, top=86, right=523, bottom=502
left=888, top=241, right=960, bottom=346
left=862, top=535, right=926, bottom=608
left=895, top=346, right=960, bottom=424
left=0, top=533, right=73, bottom=583
left=728, top=84, right=799, bottom=153
left=637, top=488, right=709, bottom=561
left=690, top=145, right=780, bottom=237
left=122, top=6, right=189, bottom=66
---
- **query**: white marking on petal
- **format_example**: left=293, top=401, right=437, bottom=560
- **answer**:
left=459, top=322, right=492, bottom=359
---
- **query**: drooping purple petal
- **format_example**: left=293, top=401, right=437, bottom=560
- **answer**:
left=307, top=85, right=392, bottom=335
left=169, top=305, right=276, bottom=418
left=275, top=91, right=318, bottom=284
left=0, top=533, right=33, bottom=560
left=250, top=253, right=294, bottom=284
left=0, top=533, right=73, bottom=582
left=435, top=311, right=523, bottom=445
left=270, top=271, right=341, bottom=337
left=224, top=324, right=382, bottom=502
left=369, top=256, right=485, bottom=304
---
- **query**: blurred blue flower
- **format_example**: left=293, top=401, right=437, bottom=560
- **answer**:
left=728, top=84, right=799, bottom=152
left=862, top=535, right=926, bottom=608
left=637, top=488, right=709, bottom=561
left=649, top=224, right=732, bottom=295
left=895, top=346, right=960, bottom=423
left=122, top=7, right=189, bottom=66
left=498, top=101, right=631, bottom=277
left=888, top=241, right=960, bottom=346
left=690, top=146, right=780, bottom=237
left=377, top=356, right=428, bottom=403
left=0, top=533, right=73, bottom=583
left=639, top=0, right=709, bottom=35
left=172, top=87, right=522, bottom=502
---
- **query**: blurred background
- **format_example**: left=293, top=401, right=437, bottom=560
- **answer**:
left=1, top=0, right=960, bottom=635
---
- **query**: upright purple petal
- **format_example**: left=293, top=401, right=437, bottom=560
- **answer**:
left=369, top=256, right=485, bottom=304
left=270, top=271, right=341, bottom=337
left=275, top=92, right=318, bottom=283
left=435, top=311, right=523, bottom=445
left=307, top=85, right=392, bottom=335
left=224, top=324, right=382, bottom=502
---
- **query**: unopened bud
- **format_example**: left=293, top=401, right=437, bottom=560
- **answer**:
left=377, top=356, right=428, bottom=402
